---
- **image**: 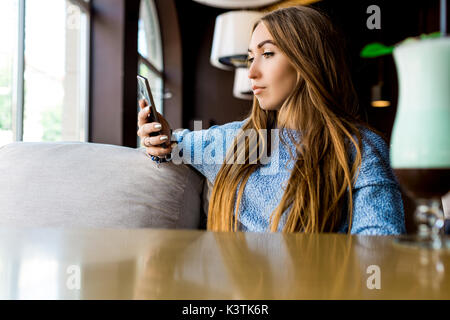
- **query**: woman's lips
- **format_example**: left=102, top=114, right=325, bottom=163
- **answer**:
left=252, top=87, right=265, bottom=95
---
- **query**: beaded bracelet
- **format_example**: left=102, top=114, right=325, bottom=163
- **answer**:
left=150, top=154, right=172, bottom=163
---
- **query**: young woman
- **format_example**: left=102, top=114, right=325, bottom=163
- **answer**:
left=137, top=6, right=406, bottom=235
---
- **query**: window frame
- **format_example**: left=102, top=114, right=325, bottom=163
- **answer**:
left=15, top=0, right=25, bottom=142
left=12, top=0, right=91, bottom=143
left=88, top=0, right=182, bottom=147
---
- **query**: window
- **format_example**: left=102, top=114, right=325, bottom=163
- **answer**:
left=137, top=0, right=165, bottom=146
left=0, top=0, right=90, bottom=146
left=0, top=0, right=19, bottom=145
left=138, top=0, right=164, bottom=114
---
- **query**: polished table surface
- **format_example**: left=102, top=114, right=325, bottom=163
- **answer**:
left=0, top=227, right=449, bottom=299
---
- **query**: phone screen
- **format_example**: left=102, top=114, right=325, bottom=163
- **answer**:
left=137, top=75, right=160, bottom=136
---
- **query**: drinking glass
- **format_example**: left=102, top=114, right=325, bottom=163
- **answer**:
left=390, top=37, right=450, bottom=249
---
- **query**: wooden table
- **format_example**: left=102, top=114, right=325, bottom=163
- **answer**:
left=0, top=228, right=449, bottom=299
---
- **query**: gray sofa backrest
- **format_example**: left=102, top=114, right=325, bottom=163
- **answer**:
left=0, top=142, right=207, bottom=229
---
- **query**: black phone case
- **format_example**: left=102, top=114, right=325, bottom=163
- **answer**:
left=137, top=75, right=169, bottom=148
left=137, top=75, right=159, bottom=137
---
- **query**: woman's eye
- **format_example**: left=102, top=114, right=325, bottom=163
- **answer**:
left=247, top=52, right=273, bottom=65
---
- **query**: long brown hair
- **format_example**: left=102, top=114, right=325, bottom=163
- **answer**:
left=207, top=6, right=364, bottom=233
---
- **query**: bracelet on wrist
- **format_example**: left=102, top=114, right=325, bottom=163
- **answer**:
left=150, top=154, right=172, bottom=163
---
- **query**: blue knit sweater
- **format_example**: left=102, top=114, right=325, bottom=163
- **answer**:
left=171, top=118, right=406, bottom=235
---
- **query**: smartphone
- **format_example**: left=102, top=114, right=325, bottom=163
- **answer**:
left=137, top=75, right=170, bottom=153
left=137, top=75, right=160, bottom=137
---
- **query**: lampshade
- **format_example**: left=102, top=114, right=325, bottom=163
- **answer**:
left=233, top=67, right=253, bottom=100
left=370, top=56, right=391, bottom=108
left=371, top=81, right=391, bottom=107
left=210, top=10, right=263, bottom=70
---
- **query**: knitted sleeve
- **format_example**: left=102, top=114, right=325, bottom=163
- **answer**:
left=342, top=127, right=406, bottom=235
left=350, top=184, right=406, bottom=235
left=170, top=119, right=248, bottom=183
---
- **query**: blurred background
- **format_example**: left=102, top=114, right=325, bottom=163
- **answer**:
left=0, top=0, right=446, bottom=148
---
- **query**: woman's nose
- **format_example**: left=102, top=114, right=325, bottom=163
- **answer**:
left=247, top=61, right=260, bottom=79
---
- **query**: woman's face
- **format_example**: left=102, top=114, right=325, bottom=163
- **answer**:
left=247, top=22, right=298, bottom=111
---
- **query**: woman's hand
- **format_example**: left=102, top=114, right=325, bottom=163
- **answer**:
left=137, top=99, right=174, bottom=158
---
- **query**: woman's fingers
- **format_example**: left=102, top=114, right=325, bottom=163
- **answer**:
left=138, top=105, right=151, bottom=127
left=137, top=98, right=174, bottom=158
left=137, top=122, right=164, bottom=139
left=138, top=99, right=147, bottom=109
left=137, top=101, right=165, bottom=129
left=142, top=133, right=169, bottom=147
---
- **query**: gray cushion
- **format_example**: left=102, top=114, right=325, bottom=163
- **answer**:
left=0, top=142, right=205, bottom=229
